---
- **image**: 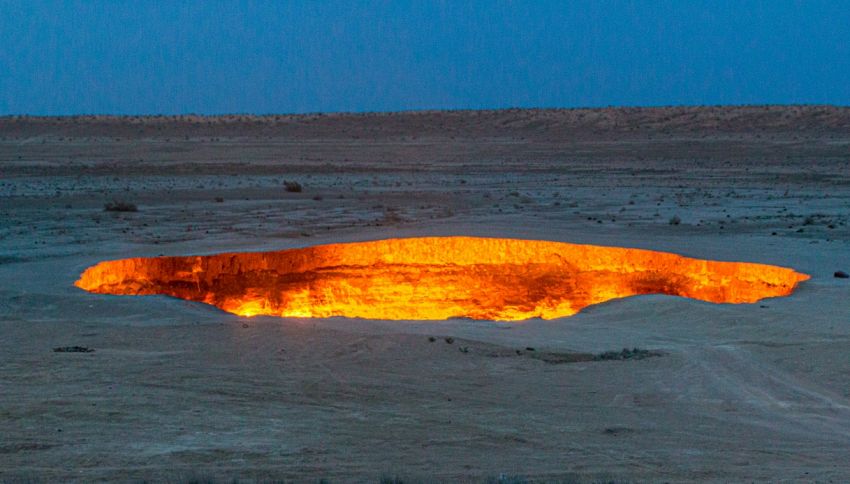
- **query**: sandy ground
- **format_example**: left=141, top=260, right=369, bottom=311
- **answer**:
left=1, top=106, right=849, bottom=482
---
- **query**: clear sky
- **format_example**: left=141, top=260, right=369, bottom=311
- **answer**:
left=1, top=0, right=848, bottom=115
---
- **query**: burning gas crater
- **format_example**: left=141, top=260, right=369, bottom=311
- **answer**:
left=76, top=237, right=809, bottom=321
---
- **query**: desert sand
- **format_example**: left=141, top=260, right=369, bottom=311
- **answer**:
left=1, top=106, right=849, bottom=482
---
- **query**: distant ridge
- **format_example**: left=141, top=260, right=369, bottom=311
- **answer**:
left=2, top=105, right=849, bottom=140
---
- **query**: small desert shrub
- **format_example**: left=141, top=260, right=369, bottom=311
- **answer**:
left=104, top=201, right=138, bottom=212
left=668, top=215, right=681, bottom=225
left=284, top=180, right=302, bottom=192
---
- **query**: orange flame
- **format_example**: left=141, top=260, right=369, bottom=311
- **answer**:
left=75, top=237, right=810, bottom=321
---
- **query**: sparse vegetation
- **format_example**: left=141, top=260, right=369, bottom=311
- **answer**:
left=529, top=347, right=663, bottom=364
left=284, top=180, right=303, bottom=192
left=668, top=215, right=681, bottom=225
left=53, top=346, right=94, bottom=353
left=594, top=347, right=661, bottom=361
left=104, top=201, right=138, bottom=212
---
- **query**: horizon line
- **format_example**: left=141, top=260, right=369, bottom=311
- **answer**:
left=2, top=103, right=848, bottom=119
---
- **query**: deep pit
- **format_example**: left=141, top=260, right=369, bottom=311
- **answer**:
left=75, top=236, right=810, bottom=321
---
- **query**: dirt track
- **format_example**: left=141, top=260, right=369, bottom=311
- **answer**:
left=2, top=106, right=850, bottom=482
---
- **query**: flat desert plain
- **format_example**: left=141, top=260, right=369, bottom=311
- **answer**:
left=1, top=106, right=849, bottom=482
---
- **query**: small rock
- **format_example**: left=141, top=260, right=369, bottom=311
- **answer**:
left=428, top=336, right=436, bottom=342
left=835, top=271, right=849, bottom=279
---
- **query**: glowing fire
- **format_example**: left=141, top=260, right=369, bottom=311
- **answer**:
left=75, top=237, right=809, bottom=321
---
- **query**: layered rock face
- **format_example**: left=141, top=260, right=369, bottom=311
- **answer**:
left=75, top=237, right=810, bottom=321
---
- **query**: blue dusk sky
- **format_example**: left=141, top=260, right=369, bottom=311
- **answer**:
left=1, top=0, right=848, bottom=115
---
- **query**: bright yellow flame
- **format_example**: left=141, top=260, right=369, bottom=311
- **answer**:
left=75, top=236, right=810, bottom=321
